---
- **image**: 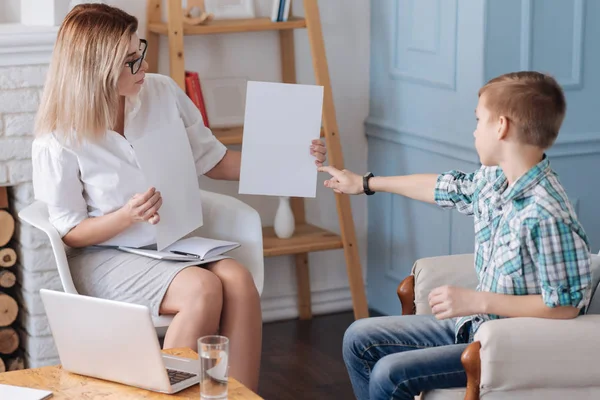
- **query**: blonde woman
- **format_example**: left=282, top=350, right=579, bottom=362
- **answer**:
left=32, top=4, right=327, bottom=391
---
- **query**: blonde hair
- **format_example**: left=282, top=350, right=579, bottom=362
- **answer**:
left=35, top=4, right=138, bottom=142
left=478, top=71, right=566, bottom=149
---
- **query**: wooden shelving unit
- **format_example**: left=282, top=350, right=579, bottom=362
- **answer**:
left=262, top=224, right=344, bottom=257
left=213, top=126, right=325, bottom=146
left=147, top=16, right=307, bottom=35
left=146, top=0, right=368, bottom=320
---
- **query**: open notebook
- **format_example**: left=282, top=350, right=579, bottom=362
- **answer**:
left=117, top=237, right=240, bottom=262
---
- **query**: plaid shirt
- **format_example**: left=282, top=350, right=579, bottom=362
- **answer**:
left=434, top=156, right=592, bottom=343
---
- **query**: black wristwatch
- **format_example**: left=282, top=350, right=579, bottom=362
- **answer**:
left=363, top=172, right=375, bottom=195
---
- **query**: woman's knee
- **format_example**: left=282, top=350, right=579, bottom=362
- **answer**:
left=166, top=267, right=223, bottom=312
left=209, top=259, right=258, bottom=298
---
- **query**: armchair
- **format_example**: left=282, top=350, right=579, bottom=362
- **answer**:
left=397, top=253, right=600, bottom=400
left=18, top=190, right=264, bottom=331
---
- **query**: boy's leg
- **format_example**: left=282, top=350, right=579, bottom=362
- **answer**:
left=343, top=315, right=467, bottom=400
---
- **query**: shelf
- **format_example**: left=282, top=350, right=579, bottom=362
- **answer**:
left=148, top=17, right=307, bottom=36
left=213, top=126, right=325, bottom=146
left=263, top=224, right=344, bottom=257
left=212, top=126, right=244, bottom=146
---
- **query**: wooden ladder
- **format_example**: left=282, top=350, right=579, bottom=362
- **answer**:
left=145, top=0, right=368, bottom=320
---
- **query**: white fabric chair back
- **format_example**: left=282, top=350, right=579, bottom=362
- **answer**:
left=18, top=191, right=264, bottom=330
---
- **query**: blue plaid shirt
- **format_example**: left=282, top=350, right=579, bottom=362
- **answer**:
left=434, top=156, right=592, bottom=343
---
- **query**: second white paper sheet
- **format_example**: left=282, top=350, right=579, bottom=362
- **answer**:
left=239, top=81, right=324, bottom=198
left=132, top=118, right=203, bottom=250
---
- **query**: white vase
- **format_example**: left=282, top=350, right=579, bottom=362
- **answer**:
left=274, top=196, right=295, bottom=239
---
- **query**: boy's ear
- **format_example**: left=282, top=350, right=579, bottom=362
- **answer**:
left=497, top=116, right=509, bottom=140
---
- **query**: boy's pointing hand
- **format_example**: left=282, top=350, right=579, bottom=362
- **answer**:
left=318, top=166, right=364, bottom=195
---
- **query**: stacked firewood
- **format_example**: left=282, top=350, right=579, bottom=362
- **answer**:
left=0, top=187, right=24, bottom=372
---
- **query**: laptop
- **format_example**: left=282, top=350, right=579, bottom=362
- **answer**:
left=39, top=289, right=199, bottom=394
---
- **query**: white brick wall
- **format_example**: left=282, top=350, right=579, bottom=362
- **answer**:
left=0, top=66, right=48, bottom=89
left=0, top=64, right=57, bottom=368
left=4, top=113, right=36, bottom=136
left=0, top=89, right=40, bottom=113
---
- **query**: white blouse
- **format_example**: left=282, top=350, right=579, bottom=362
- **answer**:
left=32, top=73, right=227, bottom=246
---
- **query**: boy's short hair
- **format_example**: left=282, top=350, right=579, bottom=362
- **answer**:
left=479, top=71, right=566, bottom=149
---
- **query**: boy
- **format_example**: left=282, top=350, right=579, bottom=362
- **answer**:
left=319, top=72, right=592, bottom=400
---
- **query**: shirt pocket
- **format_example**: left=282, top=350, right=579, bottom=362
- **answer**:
left=493, top=232, right=523, bottom=277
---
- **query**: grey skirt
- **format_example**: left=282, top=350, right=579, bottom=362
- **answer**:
left=66, top=246, right=225, bottom=316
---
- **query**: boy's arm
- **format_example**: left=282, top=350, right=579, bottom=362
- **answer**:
left=433, top=169, right=481, bottom=215
left=429, top=285, right=580, bottom=320
left=317, top=166, right=438, bottom=202
left=479, top=292, right=580, bottom=319
left=318, top=167, right=481, bottom=211
left=524, top=217, right=592, bottom=312
left=368, top=174, right=438, bottom=203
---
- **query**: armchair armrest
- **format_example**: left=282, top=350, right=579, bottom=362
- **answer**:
left=475, top=315, right=600, bottom=393
left=188, top=190, right=264, bottom=295
left=407, top=254, right=478, bottom=315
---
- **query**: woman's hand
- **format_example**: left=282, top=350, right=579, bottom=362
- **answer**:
left=311, top=139, right=327, bottom=167
left=318, top=166, right=364, bottom=195
left=121, top=187, right=162, bottom=225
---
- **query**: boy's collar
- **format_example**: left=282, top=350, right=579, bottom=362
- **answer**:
left=499, top=154, right=551, bottom=203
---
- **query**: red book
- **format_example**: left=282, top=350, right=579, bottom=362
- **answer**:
left=185, top=71, right=210, bottom=128
left=185, top=75, right=200, bottom=109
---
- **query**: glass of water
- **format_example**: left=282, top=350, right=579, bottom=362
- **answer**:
left=198, top=335, right=229, bottom=399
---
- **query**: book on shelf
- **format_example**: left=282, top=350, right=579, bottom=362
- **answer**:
left=270, top=0, right=291, bottom=22
left=116, top=236, right=240, bottom=262
left=185, top=70, right=210, bottom=128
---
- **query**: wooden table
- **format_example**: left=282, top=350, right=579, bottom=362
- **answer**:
left=0, top=348, right=263, bottom=399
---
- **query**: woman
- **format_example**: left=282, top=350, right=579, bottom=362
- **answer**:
left=32, top=4, right=327, bottom=391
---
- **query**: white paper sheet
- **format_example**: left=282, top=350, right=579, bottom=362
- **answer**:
left=239, top=81, right=324, bottom=198
left=0, top=384, right=52, bottom=400
left=132, top=118, right=203, bottom=250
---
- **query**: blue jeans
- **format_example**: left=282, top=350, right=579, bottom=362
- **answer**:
left=343, top=315, right=468, bottom=400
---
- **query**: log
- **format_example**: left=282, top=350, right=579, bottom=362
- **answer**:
left=0, top=327, right=19, bottom=354
left=0, top=270, right=16, bottom=288
left=0, top=187, right=7, bottom=209
left=0, top=293, right=18, bottom=327
left=0, top=357, right=5, bottom=373
left=5, top=356, right=24, bottom=371
left=0, top=248, right=17, bottom=268
left=0, top=210, right=15, bottom=247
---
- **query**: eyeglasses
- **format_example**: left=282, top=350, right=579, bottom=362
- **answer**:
left=125, top=39, right=148, bottom=75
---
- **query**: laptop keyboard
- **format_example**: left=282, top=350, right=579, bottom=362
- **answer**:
left=167, top=368, right=197, bottom=385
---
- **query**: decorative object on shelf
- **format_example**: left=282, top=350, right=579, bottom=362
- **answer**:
left=273, top=196, right=295, bottom=239
left=183, top=0, right=214, bottom=25
left=204, top=0, right=255, bottom=20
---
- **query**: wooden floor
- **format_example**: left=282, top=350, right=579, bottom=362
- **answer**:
left=257, top=310, right=381, bottom=400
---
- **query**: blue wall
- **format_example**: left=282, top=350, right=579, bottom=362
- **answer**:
left=366, top=0, right=600, bottom=316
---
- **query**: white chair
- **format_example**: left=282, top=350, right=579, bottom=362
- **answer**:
left=18, top=190, right=265, bottom=331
